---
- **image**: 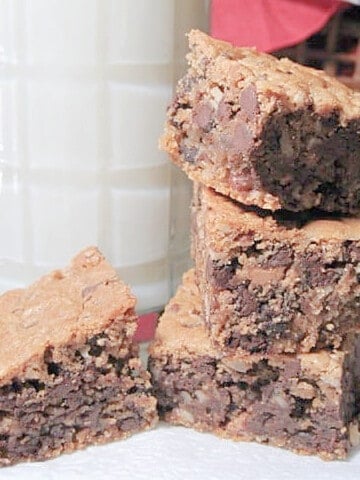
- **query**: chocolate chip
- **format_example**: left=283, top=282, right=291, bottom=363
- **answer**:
left=25, top=379, right=45, bottom=392
left=231, top=122, right=253, bottom=153
left=237, top=381, right=248, bottom=391
left=89, top=345, right=103, bottom=357
left=266, top=322, right=289, bottom=337
left=108, top=355, right=125, bottom=376
left=50, top=424, right=67, bottom=439
left=290, top=397, right=312, bottom=419
left=262, top=246, right=293, bottom=269
left=308, top=267, right=338, bottom=288
left=180, top=145, right=198, bottom=163
left=47, top=362, right=61, bottom=377
left=193, top=102, right=214, bottom=132
left=208, top=258, right=239, bottom=290
left=87, top=333, right=107, bottom=357
left=240, top=84, right=258, bottom=121
left=119, top=416, right=141, bottom=432
left=235, top=284, right=257, bottom=317
left=217, top=99, right=232, bottom=122
left=300, top=253, right=340, bottom=288
left=11, top=380, right=22, bottom=394
left=343, top=241, right=360, bottom=263
left=320, top=112, right=339, bottom=131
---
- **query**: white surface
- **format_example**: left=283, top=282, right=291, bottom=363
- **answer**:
left=0, top=424, right=358, bottom=480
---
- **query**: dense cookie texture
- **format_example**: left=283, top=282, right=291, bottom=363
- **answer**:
left=161, top=30, right=360, bottom=213
left=149, top=270, right=360, bottom=460
left=193, top=185, right=360, bottom=354
left=0, top=247, right=157, bottom=467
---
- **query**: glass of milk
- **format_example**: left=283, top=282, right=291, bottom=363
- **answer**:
left=0, top=0, right=208, bottom=312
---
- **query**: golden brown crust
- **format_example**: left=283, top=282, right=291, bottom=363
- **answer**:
left=201, top=186, right=360, bottom=249
left=150, top=267, right=358, bottom=362
left=188, top=30, right=360, bottom=122
left=149, top=270, right=216, bottom=358
left=0, top=246, right=137, bottom=384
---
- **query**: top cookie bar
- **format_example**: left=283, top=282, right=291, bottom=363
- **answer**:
left=161, top=30, right=360, bottom=213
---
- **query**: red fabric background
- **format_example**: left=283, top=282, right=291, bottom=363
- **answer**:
left=211, top=0, right=345, bottom=52
left=134, top=312, right=158, bottom=342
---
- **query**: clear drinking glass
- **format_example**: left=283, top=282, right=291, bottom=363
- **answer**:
left=0, top=0, right=208, bottom=312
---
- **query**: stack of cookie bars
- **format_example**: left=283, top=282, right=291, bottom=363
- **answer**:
left=149, top=30, right=360, bottom=459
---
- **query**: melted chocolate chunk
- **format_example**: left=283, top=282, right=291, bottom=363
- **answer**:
left=209, top=258, right=239, bottom=290
left=234, top=284, right=257, bottom=317
left=261, top=246, right=293, bottom=268
left=301, top=253, right=340, bottom=288
left=240, top=84, right=259, bottom=121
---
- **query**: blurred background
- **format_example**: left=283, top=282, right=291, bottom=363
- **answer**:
left=0, top=0, right=207, bottom=314
left=273, top=4, right=360, bottom=90
left=211, top=0, right=360, bottom=90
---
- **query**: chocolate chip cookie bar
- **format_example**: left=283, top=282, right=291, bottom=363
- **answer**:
left=149, top=270, right=360, bottom=460
left=193, top=184, right=360, bottom=354
left=161, top=30, right=360, bottom=213
left=0, top=247, right=157, bottom=467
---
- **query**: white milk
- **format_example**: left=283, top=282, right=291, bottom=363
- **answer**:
left=0, top=0, right=208, bottom=311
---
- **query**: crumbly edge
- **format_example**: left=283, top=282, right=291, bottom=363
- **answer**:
left=187, top=30, right=360, bottom=121
left=0, top=316, right=157, bottom=467
left=148, top=265, right=360, bottom=460
left=149, top=345, right=360, bottom=460
left=202, top=236, right=360, bottom=354
left=192, top=187, right=360, bottom=354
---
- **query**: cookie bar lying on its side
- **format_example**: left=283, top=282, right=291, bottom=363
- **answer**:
left=0, top=247, right=157, bottom=467
left=149, top=270, right=360, bottom=460
left=193, top=184, right=360, bottom=355
left=161, top=29, right=360, bottom=213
